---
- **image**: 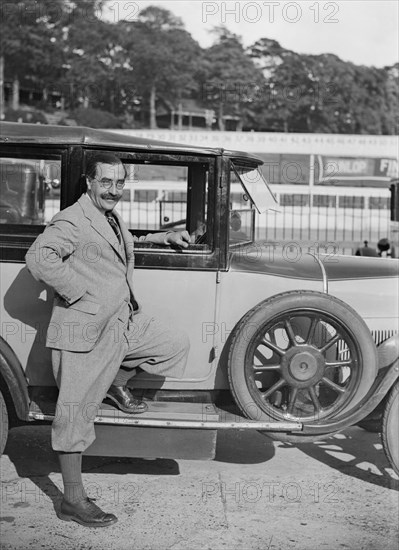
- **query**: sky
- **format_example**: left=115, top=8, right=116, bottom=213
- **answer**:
left=103, top=0, right=399, bottom=68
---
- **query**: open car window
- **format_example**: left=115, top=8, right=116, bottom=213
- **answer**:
left=229, top=167, right=255, bottom=246
left=116, top=158, right=211, bottom=250
left=232, top=163, right=280, bottom=214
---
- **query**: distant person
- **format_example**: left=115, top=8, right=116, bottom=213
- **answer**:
left=355, top=240, right=378, bottom=257
left=377, top=238, right=395, bottom=258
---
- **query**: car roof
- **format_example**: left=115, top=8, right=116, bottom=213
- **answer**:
left=0, top=122, right=263, bottom=163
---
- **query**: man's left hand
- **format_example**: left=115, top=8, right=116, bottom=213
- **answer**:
left=165, top=230, right=191, bottom=248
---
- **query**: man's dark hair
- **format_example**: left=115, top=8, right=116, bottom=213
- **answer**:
left=85, top=152, right=126, bottom=179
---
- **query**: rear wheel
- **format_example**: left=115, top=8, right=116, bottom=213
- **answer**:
left=0, top=389, right=9, bottom=456
left=228, top=291, right=378, bottom=443
left=382, top=380, right=399, bottom=476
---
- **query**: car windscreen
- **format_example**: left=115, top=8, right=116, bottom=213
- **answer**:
left=232, top=163, right=280, bottom=214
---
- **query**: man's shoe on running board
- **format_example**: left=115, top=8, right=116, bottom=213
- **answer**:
left=106, top=385, right=148, bottom=414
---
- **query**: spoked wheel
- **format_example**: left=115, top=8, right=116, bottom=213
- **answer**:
left=382, top=380, right=399, bottom=476
left=228, top=291, right=378, bottom=443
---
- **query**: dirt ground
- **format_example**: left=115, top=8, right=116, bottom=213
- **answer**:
left=0, top=424, right=398, bottom=550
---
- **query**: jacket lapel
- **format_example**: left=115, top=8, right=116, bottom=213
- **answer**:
left=78, top=194, right=126, bottom=263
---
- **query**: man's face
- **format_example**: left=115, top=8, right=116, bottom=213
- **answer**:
left=87, top=162, right=126, bottom=213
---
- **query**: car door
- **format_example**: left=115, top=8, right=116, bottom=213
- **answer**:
left=0, top=147, right=67, bottom=386
left=86, top=150, right=220, bottom=390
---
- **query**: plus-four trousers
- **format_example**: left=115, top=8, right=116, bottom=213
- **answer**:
left=51, top=312, right=190, bottom=452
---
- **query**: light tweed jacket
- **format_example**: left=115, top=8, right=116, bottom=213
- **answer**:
left=25, top=194, right=168, bottom=352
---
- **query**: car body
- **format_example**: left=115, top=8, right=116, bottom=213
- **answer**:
left=0, top=122, right=398, bottom=471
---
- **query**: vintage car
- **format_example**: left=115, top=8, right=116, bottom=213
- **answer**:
left=0, top=122, right=398, bottom=474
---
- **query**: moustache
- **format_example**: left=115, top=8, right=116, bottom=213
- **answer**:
left=101, top=194, right=119, bottom=200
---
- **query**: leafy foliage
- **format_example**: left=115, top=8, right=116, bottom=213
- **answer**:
left=199, top=28, right=264, bottom=130
left=248, top=39, right=398, bottom=134
left=66, top=106, right=123, bottom=128
left=0, top=0, right=66, bottom=85
left=118, top=6, right=203, bottom=127
left=0, top=2, right=397, bottom=134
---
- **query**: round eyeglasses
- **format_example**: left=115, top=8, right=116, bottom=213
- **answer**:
left=90, top=177, right=126, bottom=190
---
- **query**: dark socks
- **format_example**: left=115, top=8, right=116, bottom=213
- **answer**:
left=112, top=367, right=137, bottom=387
left=58, top=451, right=87, bottom=503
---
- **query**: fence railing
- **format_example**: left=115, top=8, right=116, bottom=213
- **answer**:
left=44, top=190, right=390, bottom=257
left=254, top=204, right=391, bottom=255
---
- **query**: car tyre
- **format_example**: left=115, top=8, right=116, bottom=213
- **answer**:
left=382, top=380, right=399, bottom=476
left=227, top=290, right=378, bottom=443
left=0, top=389, right=9, bottom=456
left=357, top=398, right=386, bottom=433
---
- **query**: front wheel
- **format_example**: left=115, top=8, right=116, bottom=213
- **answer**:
left=228, top=291, right=378, bottom=443
left=382, top=380, right=399, bottom=476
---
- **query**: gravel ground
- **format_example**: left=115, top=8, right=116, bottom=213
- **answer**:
left=0, top=424, right=398, bottom=550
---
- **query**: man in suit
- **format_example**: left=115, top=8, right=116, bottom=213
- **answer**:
left=25, top=152, right=190, bottom=527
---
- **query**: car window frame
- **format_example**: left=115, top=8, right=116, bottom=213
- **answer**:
left=0, top=146, right=68, bottom=263
left=82, top=149, right=220, bottom=271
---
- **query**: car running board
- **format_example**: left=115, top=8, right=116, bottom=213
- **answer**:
left=29, top=400, right=302, bottom=431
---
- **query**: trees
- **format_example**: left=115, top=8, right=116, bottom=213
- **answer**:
left=0, top=0, right=128, bottom=116
left=56, top=0, right=121, bottom=112
left=384, top=63, right=399, bottom=135
left=0, top=0, right=66, bottom=115
left=201, top=28, right=264, bottom=130
left=249, top=38, right=398, bottom=134
left=1, top=2, right=397, bottom=133
left=119, top=6, right=202, bottom=128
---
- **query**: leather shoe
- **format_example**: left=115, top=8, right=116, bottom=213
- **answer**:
left=58, top=497, right=117, bottom=528
left=106, top=385, right=148, bottom=414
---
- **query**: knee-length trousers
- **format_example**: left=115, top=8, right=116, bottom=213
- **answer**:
left=51, top=312, right=190, bottom=452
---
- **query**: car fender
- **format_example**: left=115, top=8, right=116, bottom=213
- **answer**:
left=377, top=334, right=399, bottom=369
left=301, top=335, right=399, bottom=435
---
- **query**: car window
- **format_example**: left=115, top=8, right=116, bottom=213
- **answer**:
left=0, top=156, right=61, bottom=225
left=118, top=160, right=210, bottom=247
left=229, top=167, right=255, bottom=246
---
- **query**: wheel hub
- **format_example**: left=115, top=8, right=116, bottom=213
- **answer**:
left=281, top=346, right=325, bottom=388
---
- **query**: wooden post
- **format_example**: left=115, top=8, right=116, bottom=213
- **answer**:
left=12, top=76, right=19, bottom=110
left=0, top=55, right=4, bottom=120
left=177, top=102, right=182, bottom=131
left=308, top=154, right=315, bottom=240
left=149, top=85, right=157, bottom=129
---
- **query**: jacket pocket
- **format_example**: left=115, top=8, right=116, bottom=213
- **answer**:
left=68, top=299, right=100, bottom=315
